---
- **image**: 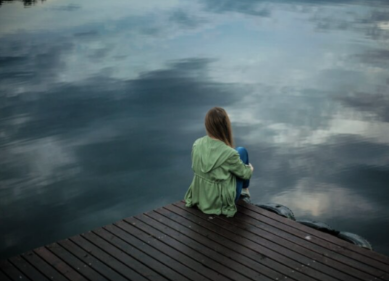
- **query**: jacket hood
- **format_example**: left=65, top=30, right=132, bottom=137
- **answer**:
left=193, top=136, right=235, bottom=173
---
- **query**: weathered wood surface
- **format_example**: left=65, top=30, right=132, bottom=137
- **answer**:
left=1, top=201, right=389, bottom=281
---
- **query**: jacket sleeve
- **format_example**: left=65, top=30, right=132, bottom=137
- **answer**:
left=225, top=152, right=253, bottom=180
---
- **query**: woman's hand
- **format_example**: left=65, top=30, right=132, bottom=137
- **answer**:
left=249, top=163, right=254, bottom=172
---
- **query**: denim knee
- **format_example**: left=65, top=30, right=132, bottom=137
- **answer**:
left=236, top=146, right=248, bottom=157
left=235, top=146, right=249, bottom=163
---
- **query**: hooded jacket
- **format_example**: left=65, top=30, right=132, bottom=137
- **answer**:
left=184, top=135, right=253, bottom=217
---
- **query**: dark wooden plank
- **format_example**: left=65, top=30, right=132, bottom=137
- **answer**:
left=234, top=206, right=387, bottom=280
left=216, top=215, right=353, bottom=281
left=0, top=269, right=12, bottom=281
left=126, top=215, right=249, bottom=281
left=128, top=215, right=254, bottom=281
left=3, top=200, right=389, bottom=281
left=9, top=255, right=50, bottom=281
left=93, top=227, right=188, bottom=281
left=154, top=207, right=306, bottom=281
left=104, top=223, right=207, bottom=281
left=222, top=212, right=373, bottom=281
left=70, top=234, right=147, bottom=281
left=0, top=259, right=31, bottom=281
left=238, top=201, right=389, bottom=267
left=139, top=211, right=273, bottom=281
left=21, top=251, right=69, bottom=281
left=236, top=201, right=389, bottom=275
left=115, top=219, right=226, bottom=281
left=34, top=246, right=87, bottom=281
left=144, top=210, right=278, bottom=281
left=47, top=242, right=109, bottom=281
left=166, top=204, right=337, bottom=281
left=57, top=239, right=128, bottom=281
left=82, top=230, right=168, bottom=281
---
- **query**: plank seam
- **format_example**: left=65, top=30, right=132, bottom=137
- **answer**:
left=164, top=205, right=312, bottom=281
left=170, top=204, right=341, bottom=281
left=120, top=218, right=228, bottom=281
left=44, top=245, right=92, bottom=281
left=0, top=267, right=19, bottom=281
left=32, top=249, right=72, bottom=281
left=20, top=254, right=55, bottom=281
left=58, top=239, right=128, bottom=281
left=238, top=203, right=389, bottom=273
left=69, top=236, right=132, bottom=281
left=140, top=212, right=264, bottom=281
left=55, top=241, right=112, bottom=281
left=0, top=269, right=12, bottom=281
left=20, top=251, right=69, bottom=281
left=238, top=202, right=389, bottom=266
left=14, top=254, right=54, bottom=281
left=225, top=212, right=377, bottom=281
left=234, top=208, right=386, bottom=279
left=101, top=225, right=186, bottom=281
left=92, top=227, right=177, bottom=281
left=149, top=209, right=287, bottom=280
left=126, top=218, right=222, bottom=281
left=79, top=233, right=151, bottom=281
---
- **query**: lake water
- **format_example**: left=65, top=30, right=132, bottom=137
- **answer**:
left=1, top=0, right=389, bottom=258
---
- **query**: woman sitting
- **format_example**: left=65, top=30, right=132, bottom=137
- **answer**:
left=184, top=107, right=254, bottom=217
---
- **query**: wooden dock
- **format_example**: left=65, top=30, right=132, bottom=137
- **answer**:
left=1, top=201, right=389, bottom=281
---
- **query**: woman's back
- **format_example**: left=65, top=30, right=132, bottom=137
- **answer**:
left=191, top=136, right=236, bottom=182
left=185, top=135, right=252, bottom=217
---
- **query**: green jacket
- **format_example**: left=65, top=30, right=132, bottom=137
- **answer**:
left=184, top=135, right=253, bottom=217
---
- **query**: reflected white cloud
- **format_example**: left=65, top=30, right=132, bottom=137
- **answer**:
left=270, top=178, right=374, bottom=219
left=2, top=0, right=389, bottom=258
left=6, top=137, right=79, bottom=187
left=312, top=118, right=389, bottom=144
left=240, top=115, right=389, bottom=147
left=0, top=0, right=181, bottom=35
left=379, top=21, right=389, bottom=30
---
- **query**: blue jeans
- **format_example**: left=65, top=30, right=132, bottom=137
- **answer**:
left=235, top=146, right=250, bottom=202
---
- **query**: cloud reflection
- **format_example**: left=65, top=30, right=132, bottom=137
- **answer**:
left=1, top=0, right=389, bottom=258
left=309, top=6, right=389, bottom=40
left=202, top=0, right=271, bottom=17
left=169, top=9, right=206, bottom=28
left=0, top=56, right=251, bottom=257
left=339, top=93, right=389, bottom=123
left=271, top=178, right=374, bottom=219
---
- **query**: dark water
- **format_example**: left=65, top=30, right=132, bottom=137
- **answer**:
left=1, top=0, right=389, bottom=258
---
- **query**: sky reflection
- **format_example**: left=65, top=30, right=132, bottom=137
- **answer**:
left=1, top=0, right=389, bottom=257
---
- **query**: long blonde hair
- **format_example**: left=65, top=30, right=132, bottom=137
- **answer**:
left=205, top=107, right=234, bottom=148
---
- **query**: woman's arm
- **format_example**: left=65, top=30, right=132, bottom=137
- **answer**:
left=225, top=152, right=253, bottom=180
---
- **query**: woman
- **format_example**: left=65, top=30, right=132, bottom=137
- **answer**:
left=184, top=107, right=254, bottom=217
